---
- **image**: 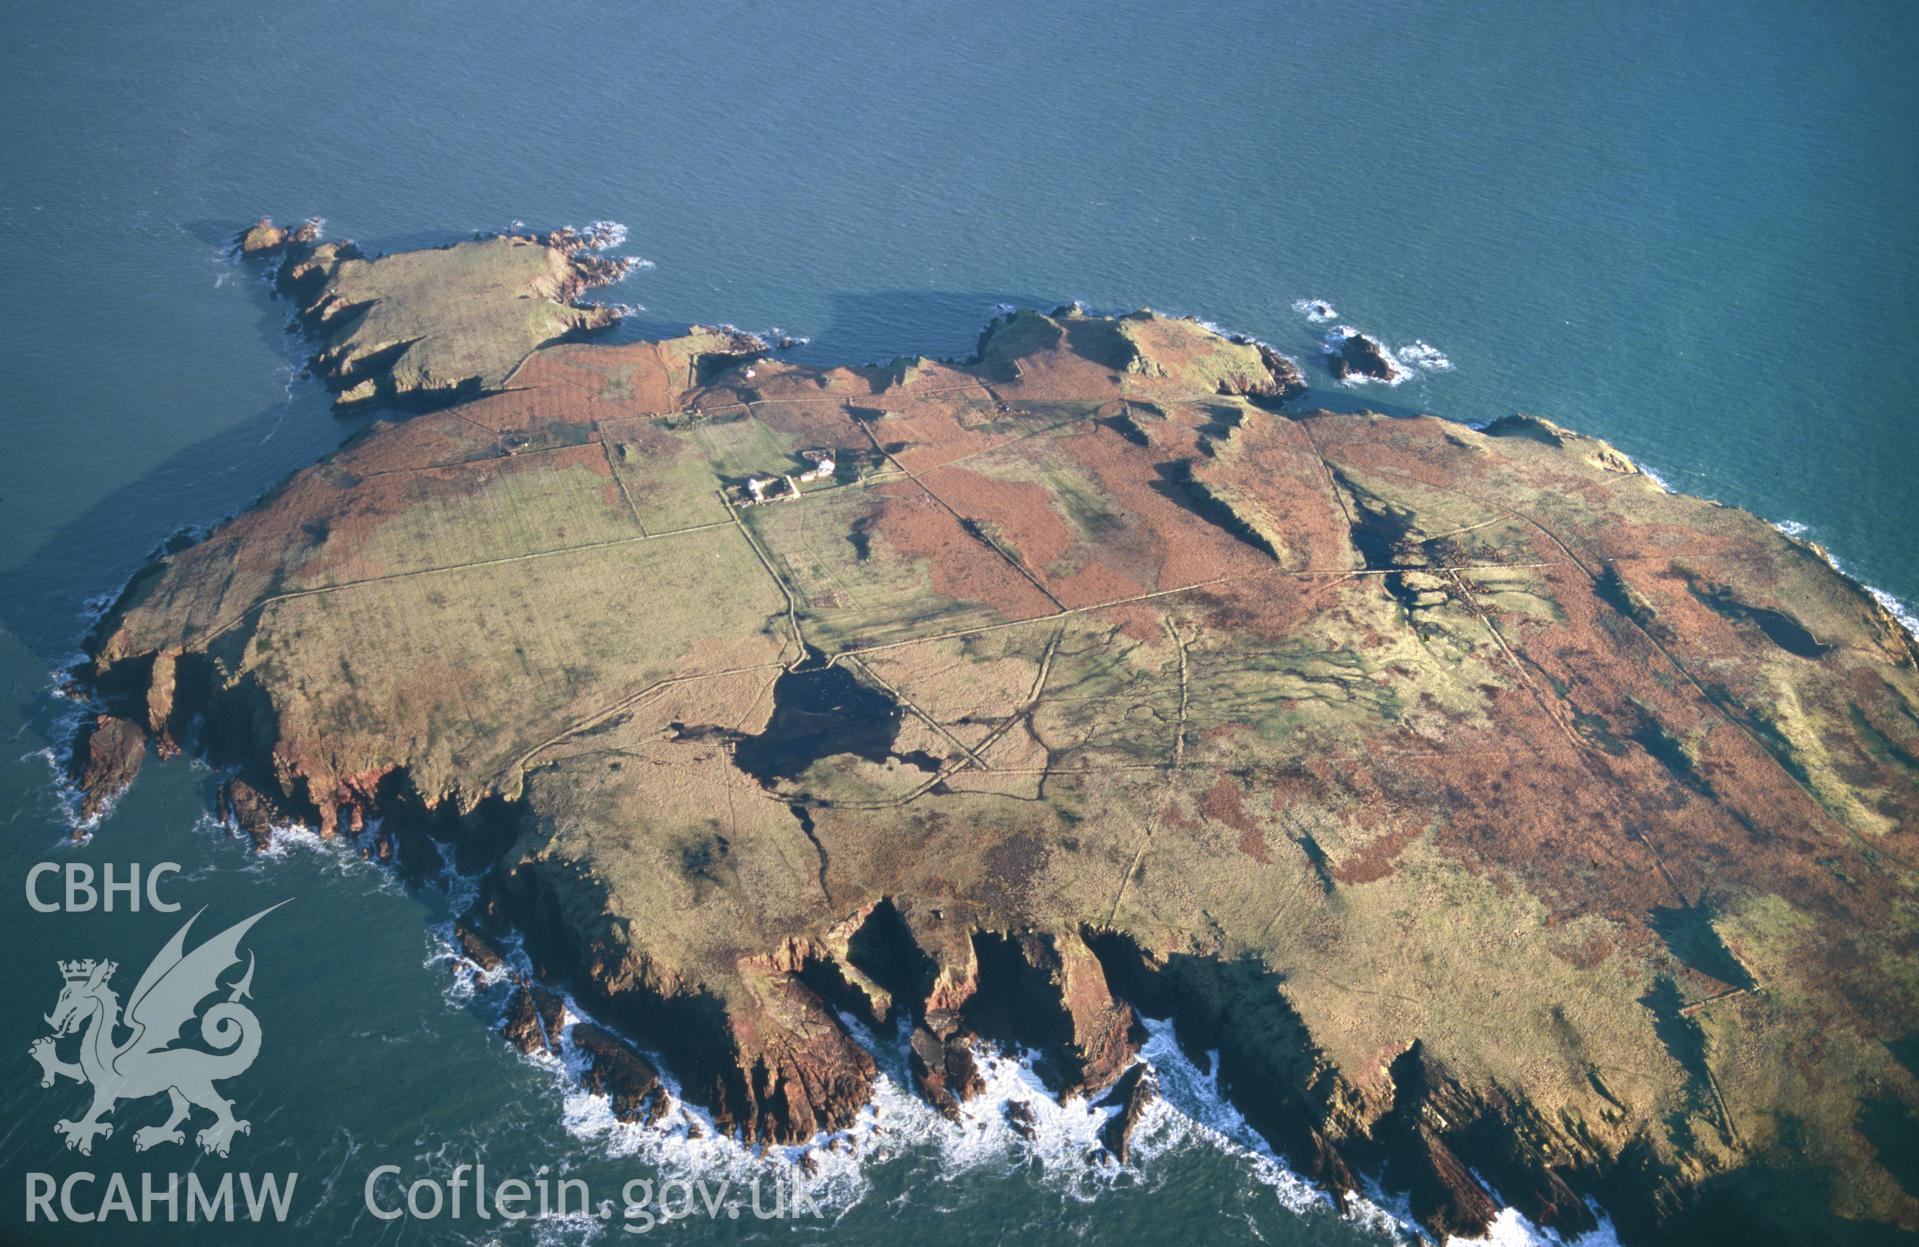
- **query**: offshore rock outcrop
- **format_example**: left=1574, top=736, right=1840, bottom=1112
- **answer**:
left=501, top=982, right=568, bottom=1059
left=222, top=777, right=290, bottom=851
left=909, top=1024, right=986, bottom=1120
left=72, top=225, right=1919, bottom=1244
left=451, top=917, right=508, bottom=974
left=572, top=1022, right=670, bottom=1124
left=235, top=216, right=286, bottom=256
left=1324, top=325, right=1405, bottom=383
left=1100, top=1064, right=1158, bottom=1164
left=67, top=714, right=145, bottom=823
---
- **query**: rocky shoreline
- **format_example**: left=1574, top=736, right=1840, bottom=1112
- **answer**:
left=62, top=220, right=1919, bottom=1245
left=132, top=757, right=1618, bottom=1240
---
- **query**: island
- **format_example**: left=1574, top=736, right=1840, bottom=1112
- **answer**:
left=70, top=221, right=1919, bottom=1244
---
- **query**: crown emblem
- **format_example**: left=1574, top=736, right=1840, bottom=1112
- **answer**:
left=60, top=959, right=113, bottom=983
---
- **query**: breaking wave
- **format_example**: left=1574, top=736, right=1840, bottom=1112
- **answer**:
left=36, top=689, right=1635, bottom=1247
left=1636, top=463, right=1673, bottom=492
left=491, top=219, right=652, bottom=276
left=1773, top=521, right=1919, bottom=643
left=241, top=816, right=405, bottom=891
left=1325, top=325, right=1414, bottom=386
left=1450, top=1206, right=1622, bottom=1247
left=1297, top=298, right=1451, bottom=385
left=521, top=1004, right=1362, bottom=1224
left=1869, top=586, right=1919, bottom=642
left=569, top=219, right=627, bottom=251
left=1395, top=339, right=1454, bottom=372
left=1129, top=1019, right=1339, bottom=1215
left=444, top=971, right=1619, bottom=1246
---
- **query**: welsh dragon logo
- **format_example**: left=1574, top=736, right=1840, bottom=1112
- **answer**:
left=28, top=901, right=286, bottom=1157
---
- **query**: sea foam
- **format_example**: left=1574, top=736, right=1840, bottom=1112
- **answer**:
left=1636, top=463, right=1673, bottom=492
left=571, top=219, right=628, bottom=251
left=1869, top=586, right=1919, bottom=642
left=524, top=1004, right=1636, bottom=1244
left=1773, top=520, right=1919, bottom=643
left=1446, top=1204, right=1623, bottom=1247
left=1395, top=339, right=1454, bottom=372
left=1325, top=325, right=1414, bottom=387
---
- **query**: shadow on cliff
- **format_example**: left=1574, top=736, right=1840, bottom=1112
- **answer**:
left=0, top=222, right=695, bottom=672
left=0, top=278, right=1058, bottom=730
left=784, top=287, right=1440, bottom=421
left=744, top=288, right=1057, bottom=370
left=2, top=264, right=1423, bottom=717
left=0, top=270, right=385, bottom=675
left=1650, top=1157, right=1919, bottom=1247
left=1291, top=385, right=1440, bottom=420
left=0, top=275, right=1440, bottom=739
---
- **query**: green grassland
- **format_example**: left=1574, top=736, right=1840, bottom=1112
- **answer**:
left=307, top=235, right=618, bottom=404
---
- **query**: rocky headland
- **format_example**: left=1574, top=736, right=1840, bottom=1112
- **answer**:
left=240, top=216, right=634, bottom=408
left=68, top=220, right=1919, bottom=1245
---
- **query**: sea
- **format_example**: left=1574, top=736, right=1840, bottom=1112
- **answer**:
left=2, top=2, right=1914, bottom=1243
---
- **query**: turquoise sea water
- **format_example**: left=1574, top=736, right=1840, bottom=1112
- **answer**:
left=2, top=2, right=1914, bottom=1243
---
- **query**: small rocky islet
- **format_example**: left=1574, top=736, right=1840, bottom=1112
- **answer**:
left=66, top=218, right=1919, bottom=1244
